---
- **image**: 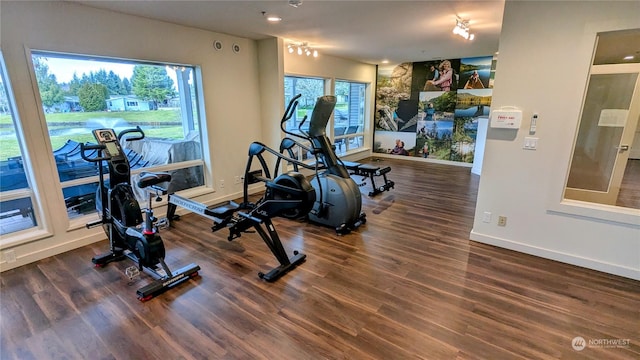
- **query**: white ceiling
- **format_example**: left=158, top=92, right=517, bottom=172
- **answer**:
left=69, top=0, right=505, bottom=66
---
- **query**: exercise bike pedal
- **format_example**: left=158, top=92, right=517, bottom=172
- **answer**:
left=125, top=266, right=140, bottom=280
left=156, top=217, right=170, bottom=230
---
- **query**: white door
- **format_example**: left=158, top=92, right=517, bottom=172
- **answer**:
left=565, top=63, right=640, bottom=205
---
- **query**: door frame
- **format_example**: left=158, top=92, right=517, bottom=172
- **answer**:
left=564, top=63, right=640, bottom=205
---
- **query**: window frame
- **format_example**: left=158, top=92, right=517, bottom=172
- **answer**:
left=284, top=75, right=329, bottom=162
left=0, top=51, right=43, bottom=238
left=334, top=79, right=367, bottom=155
left=284, top=75, right=370, bottom=160
left=29, top=50, right=208, bottom=222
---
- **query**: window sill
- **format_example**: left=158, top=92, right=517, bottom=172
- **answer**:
left=67, top=213, right=99, bottom=232
left=548, top=199, right=640, bottom=227
left=0, top=228, right=53, bottom=249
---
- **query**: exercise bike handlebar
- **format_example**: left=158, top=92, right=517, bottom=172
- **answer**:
left=79, top=143, right=109, bottom=163
left=80, top=126, right=145, bottom=163
left=117, top=126, right=145, bottom=142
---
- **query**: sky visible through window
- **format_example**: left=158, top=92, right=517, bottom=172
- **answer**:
left=43, top=56, right=178, bottom=85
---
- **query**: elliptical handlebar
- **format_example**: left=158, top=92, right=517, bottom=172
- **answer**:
left=117, top=126, right=145, bottom=142
left=282, top=94, right=302, bottom=126
left=280, top=94, right=312, bottom=141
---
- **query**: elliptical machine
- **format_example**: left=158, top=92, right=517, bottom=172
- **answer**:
left=274, top=94, right=366, bottom=234
left=80, top=127, right=200, bottom=301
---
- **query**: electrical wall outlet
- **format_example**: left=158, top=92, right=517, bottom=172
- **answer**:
left=498, top=216, right=507, bottom=227
left=2, top=250, right=16, bottom=263
left=219, top=179, right=225, bottom=189
left=234, top=176, right=241, bottom=184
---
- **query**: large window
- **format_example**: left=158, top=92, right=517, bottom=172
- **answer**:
left=334, top=80, right=366, bottom=155
left=284, top=76, right=367, bottom=160
left=31, top=52, right=205, bottom=219
left=284, top=76, right=326, bottom=161
left=0, top=53, right=38, bottom=235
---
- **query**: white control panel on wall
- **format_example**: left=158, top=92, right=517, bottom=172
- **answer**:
left=490, top=108, right=522, bottom=129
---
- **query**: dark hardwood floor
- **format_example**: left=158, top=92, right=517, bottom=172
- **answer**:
left=618, top=159, right=640, bottom=209
left=1, top=158, right=639, bottom=359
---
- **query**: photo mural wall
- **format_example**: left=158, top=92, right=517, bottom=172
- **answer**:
left=374, top=55, right=497, bottom=163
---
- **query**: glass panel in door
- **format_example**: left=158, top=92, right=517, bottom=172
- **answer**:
left=565, top=72, right=639, bottom=204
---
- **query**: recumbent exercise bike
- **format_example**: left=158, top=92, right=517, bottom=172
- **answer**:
left=80, top=127, right=200, bottom=301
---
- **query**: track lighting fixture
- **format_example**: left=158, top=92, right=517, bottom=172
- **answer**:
left=287, top=42, right=318, bottom=58
left=453, top=18, right=475, bottom=41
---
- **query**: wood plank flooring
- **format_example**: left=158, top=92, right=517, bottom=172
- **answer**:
left=1, top=157, right=639, bottom=359
left=618, top=159, right=640, bottom=209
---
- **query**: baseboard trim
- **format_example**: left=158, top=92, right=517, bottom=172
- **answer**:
left=0, top=232, right=104, bottom=272
left=469, top=230, right=640, bottom=281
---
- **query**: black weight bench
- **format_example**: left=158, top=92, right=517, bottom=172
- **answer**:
left=340, top=161, right=394, bottom=197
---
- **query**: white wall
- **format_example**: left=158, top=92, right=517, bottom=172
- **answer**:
left=471, top=1, right=640, bottom=280
left=258, top=38, right=286, bottom=153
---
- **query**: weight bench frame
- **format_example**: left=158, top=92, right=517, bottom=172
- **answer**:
left=340, top=161, right=395, bottom=197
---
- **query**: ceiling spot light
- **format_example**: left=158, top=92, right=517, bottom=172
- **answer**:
left=453, top=18, right=475, bottom=41
left=623, top=55, right=635, bottom=61
left=262, top=11, right=282, bottom=22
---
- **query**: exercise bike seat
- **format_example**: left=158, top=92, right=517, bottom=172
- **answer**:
left=138, top=172, right=172, bottom=189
